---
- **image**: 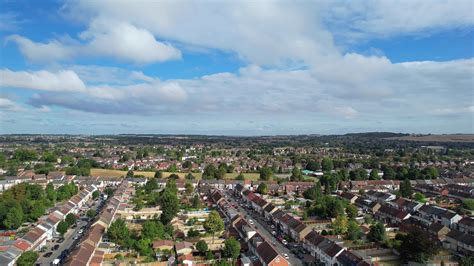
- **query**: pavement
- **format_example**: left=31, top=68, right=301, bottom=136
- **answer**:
left=36, top=198, right=105, bottom=265
left=225, top=191, right=303, bottom=266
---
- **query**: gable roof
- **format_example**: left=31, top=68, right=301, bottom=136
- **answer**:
left=256, top=241, right=281, bottom=264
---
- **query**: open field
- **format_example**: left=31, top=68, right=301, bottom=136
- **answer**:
left=386, top=134, right=474, bottom=143
left=90, top=168, right=262, bottom=180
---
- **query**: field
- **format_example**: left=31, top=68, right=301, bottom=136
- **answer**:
left=90, top=168, right=262, bottom=180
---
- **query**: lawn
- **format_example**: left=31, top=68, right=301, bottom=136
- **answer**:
left=90, top=168, right=261, bottom=181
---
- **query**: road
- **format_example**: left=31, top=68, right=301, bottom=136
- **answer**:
left=36, top=198, right=105, bottom=265
left=225, top=191, right=303, bottom=266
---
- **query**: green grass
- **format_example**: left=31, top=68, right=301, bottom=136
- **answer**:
left=90, top=168, right=261, bottom=181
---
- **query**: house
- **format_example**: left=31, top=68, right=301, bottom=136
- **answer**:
left=263, top=203, right=278, bottom=221
left=444, top=229, right=474, bottom=256
left=457, top=217, right=474, bottom=235
left=256, top=241, right=289, bottom=266
left=336, top=250, right=370, bottom=266
left=390, top=197, right=423, bottom=213
left=21, top=227, right=47, bottom=251
left=441, top=211, right=462, bottom=228
left=355, top=197, right=381, bottom=213
left=428, top=222, right=451, bottom=241
left=175, top=241, right=194, bottom=255
left=303, top=230, right=326, bottom=257
left=178, top=253, right=194, bottom=266
left=340, top=192, right=358, bottom=204
left=417, top=205, right=448, bottom=224
left=374, top=204, right=411, bottom=224
left=289, top=220, right=312, bottom=241
left=365, top=190, right=396, bottom=203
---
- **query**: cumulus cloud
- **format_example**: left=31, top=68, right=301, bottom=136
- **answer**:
left=0, top=69, right=87, bottom=92
left=8, top=21, right=181, bottom=64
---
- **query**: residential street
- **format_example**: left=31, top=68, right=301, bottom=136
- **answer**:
left=36, top=198, right=104, bottom=265
left=225, top=191, right=303, bottom=266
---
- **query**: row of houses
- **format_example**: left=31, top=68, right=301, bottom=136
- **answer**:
left=64, top=181, right=131, bottom=266
left=232, top=184, right=371, bottom=266
left=0, top=185, right=97, bottom=266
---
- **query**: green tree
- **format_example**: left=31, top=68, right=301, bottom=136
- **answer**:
left=223, top=237, right=241, bottom=260
left=235, top=173, right=245, bottom=180
left=204, top=210, right=224, bottom=243
left=142, top=220, right=162, bottom=240
left=3, top=207, right=24, bottom=229
left=108, top=219, right=131, bottom=246
left=383, top=167, right=396, bottom=180
left=202, top=164, right=218, bottom=179
left=135, top=238, right=152, bottom=256
left=346, top=220, right=362, bottom=240
left=196, top=240, right=208, bottom=254
left=397, top=228, right=440, bottom=263
left=57, top=221, right=69, bottom=236
left=185, top=182, right=194, bottom=195
left=346, top=204, right=358, bottom=219
left=399, top=179, right=413, bottom=197
left=367, top=222, right=386, bottom=244
left=259, top=167, right=273, bottom=181
left=460, top=256, right=474, bottom=266
left=86, top=209, right=96, bottom=218
left=145, top=178, right=159, bottom=193
left=290, top=167, right=303, bottom=181
left=413, top=192, right=427, bottom=203
left=154, top=170, right=163, bottom=178
left=65, top=213, right=76, bottom=226
left=160, top=188, right=179, bottom=224
left=332, top=215, right=348, bottom=235
left=305, top=160, right=321, bottom=171
left=321, top=157, right=334, bottom=172
left=303, top=183, right=322, bottom=200
left=256, top=183, right=268, bottom=195
left=92, top=190, right=100, bottom=200
left=17, top=251, right=38, bottom=266
left=369, top=169, right=380, bottom=180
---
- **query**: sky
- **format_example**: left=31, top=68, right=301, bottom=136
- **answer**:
left=0, top=0, right=473, bottom=135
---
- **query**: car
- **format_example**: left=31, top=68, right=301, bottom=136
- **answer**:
left=44, top=252, right=53, bottom=258
left=283, top=253, right=289, bottom=260
left=272, top=230, right=276, bottom=235
left=52, top=244, right=60, bottom=251
left=271, top=225, right=275, bottom=229
left=57, top=238, right=64, bottom=243
left=78, top=229, right=84, bottom=234
left=282, top=239, right=288, bottom=245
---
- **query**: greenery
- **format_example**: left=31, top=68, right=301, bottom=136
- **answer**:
left=396, top=228, right=439, bottom=263
left=256, top=183, right=268, bottom=194
left=399, top=179, right=413, bottom=197
left=346, top=220, right=363, bottom=240
left=367, top=222, right=386, bottom=244
left=204, top=210, right=224, bottom=243
left=57, top=221, right=69, bottom=236
left=290, top=167, right=303, bottom=181
left=65, top=213, right=76, bottom=226
left=17, top=251, right=38, bottom=266
left=346, top=204, right=358, bottom=219
left=222, top=237, right=241, bottom=259
left=0, top=182, right=77, bottom=229
left=196, top=240, right=208, bottom=254
left=462, top=199, right=474, bottom=210
left=160, top=180, right=180, bottom=224
left=86, top=209, right=97, bottom=218
left=259, top=166, right=273, bottom=180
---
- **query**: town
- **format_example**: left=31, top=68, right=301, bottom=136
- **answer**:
left=0, top=134, right=472, bottom=266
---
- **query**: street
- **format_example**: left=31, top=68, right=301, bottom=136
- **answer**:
left=36, top=197, right=104, bottom=265
left=225, top=191, right=303, bottom=266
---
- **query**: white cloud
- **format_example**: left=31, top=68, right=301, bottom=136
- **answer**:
left=430, top=106, right=474, bottom=115
left=0, top=69, right=87, bottom=92
left=0, top=98, right=23, bottom=112
left=324, top=0, right=474, bottom=41
left=8, top=21, right=181, bottom=64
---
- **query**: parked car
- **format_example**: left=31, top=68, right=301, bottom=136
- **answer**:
left=283, top=253, right=289, bottom=260
left=44, top=252, right=53, bottom=258
left=57, top=238, right=64, bottom=243
left=282, top=239, right=288, bottom=245
left=52, top=244, right=60, bottom=251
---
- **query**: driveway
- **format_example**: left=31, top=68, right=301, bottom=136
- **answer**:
left=225, top=191, right=303, bottom=266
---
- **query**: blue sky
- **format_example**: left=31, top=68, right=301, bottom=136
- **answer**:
left=0, top=0, right=473, bottom=135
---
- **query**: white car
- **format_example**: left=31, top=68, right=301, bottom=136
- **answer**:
left=282, top=239, right=288, bottom=245
left=283, top=253, right=289, bottom=260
